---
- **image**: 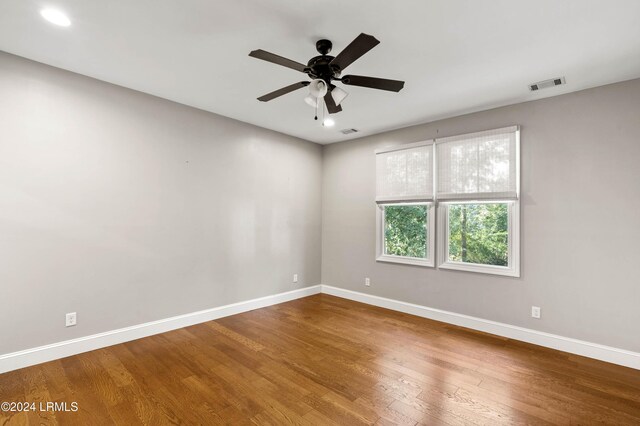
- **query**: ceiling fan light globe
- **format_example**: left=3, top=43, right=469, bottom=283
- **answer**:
left=308, top=79, right=328, bottom=98
left=304, top=95, right=318, bottom=108
left=331, top=86, right=348, bottom=106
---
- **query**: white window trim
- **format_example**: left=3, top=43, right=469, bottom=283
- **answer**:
left=376, top=202, right=435, bottom=268
left=437, top=200, right=520, bottom=277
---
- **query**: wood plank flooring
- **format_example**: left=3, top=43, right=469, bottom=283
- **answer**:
left=1, top=294, right=639, bottom=425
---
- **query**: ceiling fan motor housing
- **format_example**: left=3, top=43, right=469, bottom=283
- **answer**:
left=304, top=38, right=344, bottom=83
left=305, top=54, right=341, bottom=82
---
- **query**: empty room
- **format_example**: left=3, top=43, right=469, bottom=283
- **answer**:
left=1, top=0, right=640, bottom=424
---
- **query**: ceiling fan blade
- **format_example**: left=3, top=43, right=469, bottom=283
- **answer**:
left=341, top=75, right=405, bottom=92
left=330, top=33, right=380, bottom=71
left=249, top=49, right=307, bottom=73
left=257, top=82, right=309, bottom=102
left=324, top=90, right=342, bottom=114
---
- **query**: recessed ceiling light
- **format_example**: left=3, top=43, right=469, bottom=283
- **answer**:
left=40, top=9, right=71, bottom=27
left=323, top=118, right=335, bottom=127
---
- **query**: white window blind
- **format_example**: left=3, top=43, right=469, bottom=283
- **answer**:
left=376, top=142, right=433, bottom=203
left=436, top=126, right=519, bottom=200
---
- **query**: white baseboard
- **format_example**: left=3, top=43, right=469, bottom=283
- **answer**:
left=0, top=285, right=321, bottom=374
left=320, top=285, right=640, bottom=370
left=3, top=283, right=638, bottom=374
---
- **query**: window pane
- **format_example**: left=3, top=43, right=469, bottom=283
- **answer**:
left=448, top=203, right=508, bottom=266
left=384, top=205, right=427, bottom=258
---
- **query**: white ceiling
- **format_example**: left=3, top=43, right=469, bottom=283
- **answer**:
left=1, top=0, right=640, bottom=144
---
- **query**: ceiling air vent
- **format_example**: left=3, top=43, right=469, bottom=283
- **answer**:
left=340, top=128, right=359, bottom=135
left=529, top=77, right=566, bottom=91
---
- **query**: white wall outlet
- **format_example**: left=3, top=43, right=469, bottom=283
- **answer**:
left=365, top=277, right=371, bottom=287
left=66, top=312, right=77, bottom=327
left=531, top=306, right=541, bottom=319
left=293, top=274, right=298, bottom=283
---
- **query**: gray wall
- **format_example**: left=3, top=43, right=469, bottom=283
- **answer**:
left=322, top=78, right=640, bottom=352
left=0, top=52, right=322, bottom=355
left=2, top=49, right=639, bottom=357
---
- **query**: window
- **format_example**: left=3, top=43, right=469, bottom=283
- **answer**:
left=375, top=142, right=435, bottom=267
left=436, top=127, right=520, bottom=276
left=374, top=126, right=520, bottom=276
left=447, top=203, right=508, bottom=266
left=384, top=204, right=428, bottom=258
left=438, top=201, right=519, bottom=276
left=377, top=203, right=435, bottom=266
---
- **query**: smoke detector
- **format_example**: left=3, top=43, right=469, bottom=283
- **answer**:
left=529, top=77, right=566, bottom=91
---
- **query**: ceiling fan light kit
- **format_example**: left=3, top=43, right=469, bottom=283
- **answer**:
left=308, top=79, right=328, bottom=98
left=304, top=94, right=318, bottom=108
left=331, top=86, right=348, bottom=106
left=249, top=33, right=405, bottom=125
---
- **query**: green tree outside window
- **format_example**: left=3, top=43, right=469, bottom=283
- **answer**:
left=384, top=205, right=428, bottom=258
left=448, top=203, right=508, bottom=266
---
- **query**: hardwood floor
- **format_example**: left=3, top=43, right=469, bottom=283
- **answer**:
left=1, top=294, right=639, bottom=425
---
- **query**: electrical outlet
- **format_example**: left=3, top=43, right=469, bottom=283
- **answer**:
left=65, top=312, right=77, bottom=327
left=531, top=306, right=541, bottom=319
left=365, top=277, right=370, bottom=287
left=293, top=274, right=298, bottom=283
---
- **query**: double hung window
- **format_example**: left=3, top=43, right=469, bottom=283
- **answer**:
left=375, top=126, right=520, bottom=277
left=375, top=142, right=435, bottom=267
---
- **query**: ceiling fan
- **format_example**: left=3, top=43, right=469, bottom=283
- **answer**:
left=249, top=33, right=404, bottom=115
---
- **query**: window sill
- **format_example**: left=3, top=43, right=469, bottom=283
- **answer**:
left=439, top=260, right=520, bottom=277
left=376, top=255, right=434, bottom=268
